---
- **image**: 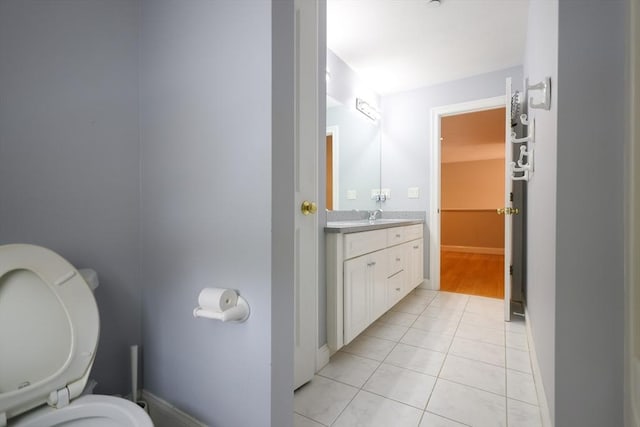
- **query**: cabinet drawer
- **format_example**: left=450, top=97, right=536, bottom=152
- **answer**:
left=387, top=224, right=423, bottom=246
left=387, top=227, right=406, bottom=246
left=344, top=229, right=387, bottom=259
left=404, top=224, right=423, bottom=242
left=387, top=270, right=406, bottom=307
left=387, top=245, right=405, bottom=277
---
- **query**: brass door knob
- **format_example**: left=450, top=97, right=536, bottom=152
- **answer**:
left=301, top=201, right=318, bottom=215
left=497, top=207, right=520, bottom=215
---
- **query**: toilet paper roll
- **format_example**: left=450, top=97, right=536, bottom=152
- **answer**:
left=198, top=288, right=238, bottom=312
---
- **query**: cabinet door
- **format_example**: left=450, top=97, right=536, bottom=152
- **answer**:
left=344, top=251, right=389, bottom=344
left=344, top=256, right=370, bottom=344
left=370, top=250, right=389, bottom=321
left=409, top=239, right=424, bottom=289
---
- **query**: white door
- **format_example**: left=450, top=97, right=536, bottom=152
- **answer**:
left=293, top=0, right=319, bottom=390
left=503, top=78, right=514, bottom=321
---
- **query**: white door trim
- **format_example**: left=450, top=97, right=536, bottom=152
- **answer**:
left=429, top=95, right=505, bottom=291
left=626, top=0, right=640, bottom=424
left=326, top=125, right=340, bottom=210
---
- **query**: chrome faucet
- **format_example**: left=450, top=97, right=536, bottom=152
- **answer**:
left=368, top=209, right=383, bottom=222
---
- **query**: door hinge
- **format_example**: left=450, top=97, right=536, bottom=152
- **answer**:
left=510, top=192, right=514, bottom=202
left=509, top=265, right=513, bottom=276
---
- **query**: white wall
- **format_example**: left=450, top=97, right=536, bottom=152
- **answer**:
left=522, top=0, right=558, bottom=421
left=554, top=0, right=626, bottom=425
left=0, top=0, right=140, bottom=395
left=327, top=49, right=380, bottom=109
left=139, top=1, right=279, bottom=425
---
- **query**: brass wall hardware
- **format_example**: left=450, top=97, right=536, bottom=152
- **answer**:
left=301, top=200, right=317, bottom=215
left=497, top=207, right=520, bottom=215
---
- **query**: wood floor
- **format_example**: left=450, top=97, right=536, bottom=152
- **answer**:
left=440, top=250, right=504, bottom=299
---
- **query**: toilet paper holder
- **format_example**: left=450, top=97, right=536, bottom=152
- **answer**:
left=193, top=288, right=250, bottom=323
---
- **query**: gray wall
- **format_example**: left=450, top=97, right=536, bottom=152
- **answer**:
left=524, top=0, right=627, bottom=424
left=380, top=66, right=523, bottom=278
left=522, top=0, right=558, bottom=421
left=139, top=1, right=277, bottom=425
left=0, top=0, right=140, bottom=395
left=554, top=0, right=626, bottom=425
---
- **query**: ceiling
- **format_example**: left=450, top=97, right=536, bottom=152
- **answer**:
left=327, top=0, right=529, bottom=95
left=441, top=108, right=505, bottom=163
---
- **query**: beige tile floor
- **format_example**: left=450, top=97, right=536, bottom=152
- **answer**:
left=294, top=290, right=542, bottom=427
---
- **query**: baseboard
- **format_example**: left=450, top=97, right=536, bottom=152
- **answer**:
left=524, top=307, right=553, bottom=427
left=316, top=344, right=331, bottom=371
left=141, top=390, right=206, bottom=427
left=417, top=278, right=435, bottom=290
left=441, top=245, right=504, bottom=255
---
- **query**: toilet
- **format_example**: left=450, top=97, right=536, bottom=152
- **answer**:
left=0, top=244, right=153, bottom=426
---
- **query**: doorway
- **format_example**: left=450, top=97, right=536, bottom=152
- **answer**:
left=429, top=96, right=505, bottom=294
left=439, top=108, right=506, bottom=298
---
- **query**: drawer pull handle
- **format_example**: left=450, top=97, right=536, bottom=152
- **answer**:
left=367, top=261, right=377, bottom=267
left=396, top=257, right=401, bottom=262
left=395, top=287, right=401, bottom=291
left=413, top=245, right=419, bottom=249
left=395, top=234, right=401, bottom=238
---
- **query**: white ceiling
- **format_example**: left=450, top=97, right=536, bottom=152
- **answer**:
left=327, top=0, right=529, bottom=95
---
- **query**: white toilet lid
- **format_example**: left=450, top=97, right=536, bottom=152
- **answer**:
left=0, top=244, right=99, bottom=422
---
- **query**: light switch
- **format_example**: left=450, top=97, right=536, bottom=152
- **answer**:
left=347, top=190, right=357, bottom=200
left=408, top=187, right=420, bottom=199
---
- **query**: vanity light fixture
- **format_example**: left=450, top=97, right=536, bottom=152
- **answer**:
left=355, top=98, right=381, bottom=121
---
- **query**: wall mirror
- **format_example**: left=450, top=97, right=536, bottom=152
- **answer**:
left=326, top=51, right=382, bottom=212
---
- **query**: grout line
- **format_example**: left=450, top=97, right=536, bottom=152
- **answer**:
left=301, top=289, right=541, bottom=427
left=436, top=376, right=508, bottom=399
left=423, top=410, right=474, bottom=427
left=294, top=412, right=329, bottom=427
left=357, top=386, right=435, bottom=412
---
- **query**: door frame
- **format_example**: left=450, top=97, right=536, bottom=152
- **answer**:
left=626, top=0, right=640, bottom=424
left=429, top=95, right=505, bottom=291
left=326, top=125, right=340, bottom=210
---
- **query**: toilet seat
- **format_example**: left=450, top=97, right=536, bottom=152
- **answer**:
left=0, top=244, right=100, bottom=425
left=9, top=395, right=152, bottom=427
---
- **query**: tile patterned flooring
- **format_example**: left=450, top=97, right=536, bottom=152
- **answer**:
left=294, top=290, right=542, bottom=427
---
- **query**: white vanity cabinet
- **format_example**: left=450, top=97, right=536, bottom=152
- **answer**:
left=343, top=250, right=388, bottom=343
left=326, top=222, right=424, bottom=353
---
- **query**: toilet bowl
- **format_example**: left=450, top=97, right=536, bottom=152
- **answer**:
left=0, top=244, right=153, bottom=427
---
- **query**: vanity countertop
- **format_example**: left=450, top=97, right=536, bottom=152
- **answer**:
left=324, top=218, right=424, bottom=234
